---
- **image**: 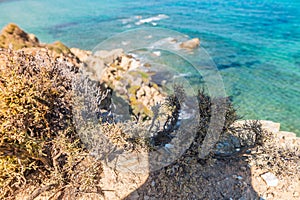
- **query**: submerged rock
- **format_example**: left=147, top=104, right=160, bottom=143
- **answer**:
left=180, top=38, right=200, bottom=49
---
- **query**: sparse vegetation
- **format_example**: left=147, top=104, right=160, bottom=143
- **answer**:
left=0, top=49, right=102, bottom=199
left=0, top=24, right=298, bottom=199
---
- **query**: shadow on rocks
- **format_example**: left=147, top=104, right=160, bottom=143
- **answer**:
left=125, top=155, right=259, bottom=200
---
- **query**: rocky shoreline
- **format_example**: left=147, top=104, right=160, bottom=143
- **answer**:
left=0, top=23, right=299, bottom=200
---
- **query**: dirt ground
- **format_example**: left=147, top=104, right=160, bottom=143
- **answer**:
left=123, top=153, right=299, bottom=200
left=14, top=123, right=299, bottom=200
left=105, top=121, right=300, bottom=200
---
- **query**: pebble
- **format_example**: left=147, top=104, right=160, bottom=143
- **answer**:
left=151, top=180, right=155, bottom=187
left=129, top=191, right=139, bottom=199
left=232, top=174, right=243, bottom=180
left=165, top=144, right=174, bottom=149
left=266, top=192, right=274, bottom=198
left=261, top=172, right=279, bottom=187
left=240, top=166, right=246, bottom=171
left=245, top=149, right=251, bottom=154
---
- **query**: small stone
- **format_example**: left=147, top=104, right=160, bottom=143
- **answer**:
left=144, top=195, right=150, bottom=200
left=151, top=180, right=155, bottom=187
left=245, top=149, right=251, bottom=154
left=293, top=191, right=299, bottom=197
left=261, top=172, right=279, bottom=187
left=230, top=135, right=241, bottom=148
left=240, top=166, right=246, bottom=171
left=165, top=144, right=174, bottom=149
left=232, top=175, right=243, bottom=180
left=129, top=191, right=139, bottom=199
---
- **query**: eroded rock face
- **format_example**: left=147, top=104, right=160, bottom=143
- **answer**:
left=94, top=48, right=124, bottom=64
left=104, top=55, right=166, bottom=119
left=70, top=47, right=92, bottom=62
left=86, top=50, right=166, bottom=120
left=0, top=23, right=81, bottom=66
left=0, top=23, right=40, bottom=49
left=47, top=41, right=71, bottom=55
left=179, top=38, right=200, bottom=49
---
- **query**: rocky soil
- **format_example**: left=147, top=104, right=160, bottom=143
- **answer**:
left=103, top=121, right=299, bottom=200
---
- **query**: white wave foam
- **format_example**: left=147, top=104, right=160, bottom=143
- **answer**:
left=121, top=41, right=130, bottom=46
left=135, top=14, right=169, bottom=25
left=149, top=37, right=179, bottom=49
left=120, top=15, right=143, bottom=24
left=173, top=72, right=192, bottom=79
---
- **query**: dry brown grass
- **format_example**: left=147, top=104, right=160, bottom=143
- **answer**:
left=0, top=48, right=102, bottom=199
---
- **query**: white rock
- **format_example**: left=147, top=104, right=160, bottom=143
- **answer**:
left=261, top=172, right=279, bottom=187
left=129, top=59, right=140, bottom=69
left=151, top=180, right=155, bottom=187
left=144, top=86, right=151, bottom=95
left=153, top=51, right=161, bottom=56
left=165, top=144, right=174, bottom=149
left=70, top=48, right=92, bottom=62
left=232, top=174, right=243, bottom=180
left=120, top=56, right=131, bottom=69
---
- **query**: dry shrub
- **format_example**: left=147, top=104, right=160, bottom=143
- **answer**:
left=0, top=48, right=102, bottom=199
left=246, top=127, right=299, bottom=177
left=185, top=89, right=240, bottom=159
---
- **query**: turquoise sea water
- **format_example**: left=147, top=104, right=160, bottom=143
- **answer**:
left=0, top=0, right=299, bottom=136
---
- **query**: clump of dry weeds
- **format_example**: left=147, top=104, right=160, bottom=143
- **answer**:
left=0, top=48, right=102, bottom=199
